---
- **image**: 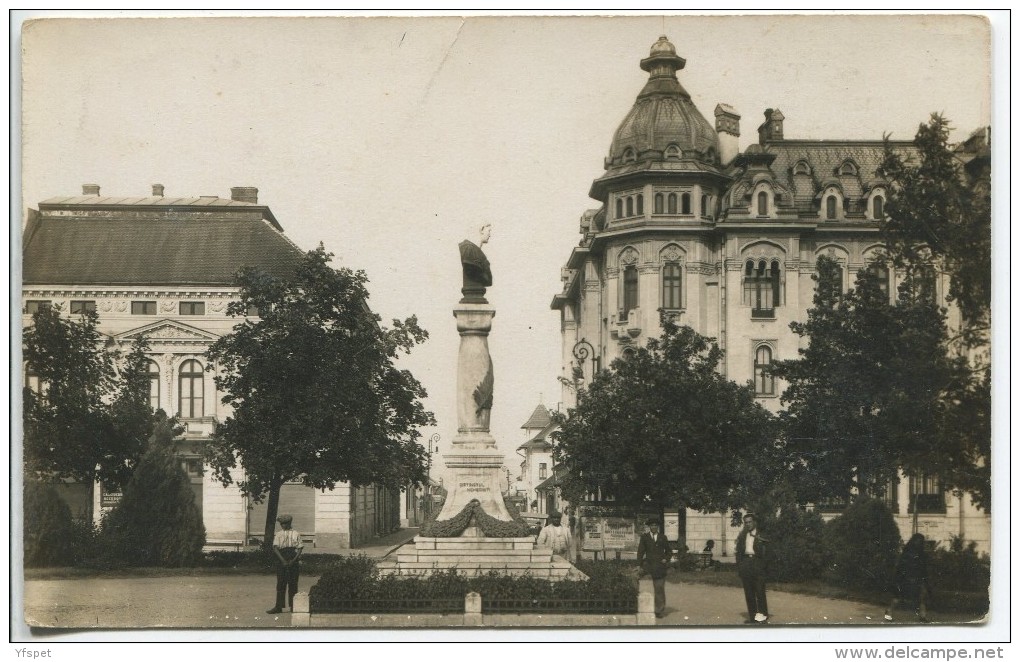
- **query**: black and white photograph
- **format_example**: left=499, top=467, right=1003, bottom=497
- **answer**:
left=12, top=10, right=1005, bottom=653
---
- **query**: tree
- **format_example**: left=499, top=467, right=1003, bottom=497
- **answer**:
left=22, top=305, right=154, bottom=521
left=24, top=480, right=75, bottom=567
left=880, top=114, right=991, bottom=346
left=205, top=245, right=435, bottom=547
left=770, top=256, right=980, bottom=511
left=101, top=414, right=206, bottom=567
left=551, top=315, right=778, bottom=517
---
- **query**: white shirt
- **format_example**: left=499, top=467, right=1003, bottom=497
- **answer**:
left=273, top=528, right=304, bottom=549
left=745, top=530, right=757, bottom=556
left=537, top=524, right=572, bottom=554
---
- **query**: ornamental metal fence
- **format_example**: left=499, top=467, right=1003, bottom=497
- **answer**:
left=482, top=596, right=637, bottom=614
left=314, top=598, right=464, bottom=614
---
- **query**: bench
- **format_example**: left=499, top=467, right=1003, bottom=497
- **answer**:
left=203, top=539, right=245, bottom=552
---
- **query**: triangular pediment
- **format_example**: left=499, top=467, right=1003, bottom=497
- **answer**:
left=115, top=319, right=220, bottom=343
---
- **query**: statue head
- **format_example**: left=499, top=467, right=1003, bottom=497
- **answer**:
left=479, top=223, right=492, bottom=246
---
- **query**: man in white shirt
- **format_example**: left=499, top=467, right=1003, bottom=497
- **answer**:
left=267, top=514, right=304, bottom=614
left=536, top=512, right=572, bottom=556
left=735, top=512, right=769, bottom=623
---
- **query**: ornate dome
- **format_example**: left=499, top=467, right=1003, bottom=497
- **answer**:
left=606, top=36, right=720, bottom=168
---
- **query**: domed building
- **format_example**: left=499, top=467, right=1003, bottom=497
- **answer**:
left=551, top=36, right=989, bottom=556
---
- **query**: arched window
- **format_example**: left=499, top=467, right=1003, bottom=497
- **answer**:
left=743, top=259, right=781, bottom=317
left=839, top=161, right=858, bottom=176
left=867, top=262, right=890, bottom=302
left=826, top=195, right=837, bottom=219
left=700, top=194, right=708, bottom=217
left=680, top=193, right=691, bottom=214
left=793, top=161, right=811, bottom=176
left=636, top=193, right=644, bottom=215
left=178, top=359, right=204, bottom=418
left=754, top=345, right=775, bottom=396
left=662, top=262, right=682, bottom=309
left=622, top=265, right=639, bottom=318
left=147, top=360, right=160, bottom=411
left=615, top=198, right=623, bottom=219
left=667, top=193, right=678, bottom=214
left=915, top=265, right=938, bottom=303
left=25, top=365, right=46, bottom=400
left=665, top=144, right=681, bottom=159
left=623, top=148, right=636, bottom=163
left=625, top=196, right=634, bottom=217
left=654, top=193, right=664, bottom=214
left=757, top=191, right=768, bottom=216
left=872, top=195, right=884, bottom=219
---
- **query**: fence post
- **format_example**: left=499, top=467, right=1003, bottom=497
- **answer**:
left=637, top=579, right=655, bottom=626
left=292, top=592, right=310, bottom=627
left=464, top=592, right=483, bottom=626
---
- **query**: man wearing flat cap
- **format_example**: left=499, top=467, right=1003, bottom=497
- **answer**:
left=637, top=518, right=672, bottom=618
left=267, top=514, right=304, bottom=614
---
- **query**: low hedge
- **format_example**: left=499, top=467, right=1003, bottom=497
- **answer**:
left=309, top=555, right=639, bottom=613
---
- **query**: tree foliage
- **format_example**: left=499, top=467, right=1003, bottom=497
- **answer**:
left=205, top=245, right=435, bottom=545
left=771, top=256, right=983, bottom=508
left=880, top=114, right=991, bottom=345
left=22, top=305, right=154, bottom=498
left=101, top=414, right=206, bottom=567
left=823, top=498, right=902, bottom=592
left=24, top=480, right=75, bottom=567
left=552, top=316, right=777, bottom=514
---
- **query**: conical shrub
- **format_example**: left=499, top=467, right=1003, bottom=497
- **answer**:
left=24, top=480, right=74, bottom=567
left=101, top=418, right=206, bottom=566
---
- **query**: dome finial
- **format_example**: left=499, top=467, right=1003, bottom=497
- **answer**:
left=641, top=35, right=685, bottom=75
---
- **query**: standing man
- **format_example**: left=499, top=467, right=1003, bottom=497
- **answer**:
left=735, top=512, right=769, bottom=623
left=536, top=512, right=572, bottom=557
left=637, top=518, right=673, bottom=619
left=266, top=514, right=304, bottom=614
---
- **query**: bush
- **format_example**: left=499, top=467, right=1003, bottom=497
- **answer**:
left=930, top=535, right=990, bottom=592
left=309, top=555, right=639, bottom=613
left=24, top=481, right=75, bottom=567
left=762, top=505, right=829, bottom=582
left=823, top=498, right=902, bottom=592
left=100, top=419, right=206, bottom=566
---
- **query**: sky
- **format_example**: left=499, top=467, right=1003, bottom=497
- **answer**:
left=18, top=12, right=994, bottom=486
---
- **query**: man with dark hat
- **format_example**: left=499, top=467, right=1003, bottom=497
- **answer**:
left=267, top=514, right=304, bottom=614
left=637, top=518, right=673, bottom=618
left=536, top=511, right=572, bottom=556
left=735, top=512, right=769, bottom=623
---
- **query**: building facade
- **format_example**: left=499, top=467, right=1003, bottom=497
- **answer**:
left=551, top=37, right=990, bottom=554
left=22, top=185, right=401, bottom=549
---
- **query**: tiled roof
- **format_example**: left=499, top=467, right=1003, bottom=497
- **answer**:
left=762, top=140, right=916, bottom=209
left=520, top=404, right=552, bottom=430
left=517, top=437, right=554, bottom=452
left=23, top=214, right=305, bottom=286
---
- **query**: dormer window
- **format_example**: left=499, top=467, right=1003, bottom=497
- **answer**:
left=665, top=144, right=682, bottom=160
left=623, top=147, right=636, bottom=163
left=793, top=160, right=811, bottom=176
left=757, top=191, right=769, bottom=216
left=838, top=160, right=858, bottom=176
left=825, top=195, right=838, bottom=219
left=872, top=194, right=885, bottom=219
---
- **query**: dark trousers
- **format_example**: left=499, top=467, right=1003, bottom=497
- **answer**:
left=738, top=556, right=768, bottom=618
left=652, top=577, right=667, bottom=616
left=273, top=550, right=300, bottom=609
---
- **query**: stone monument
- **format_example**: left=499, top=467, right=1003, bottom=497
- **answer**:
left=377, top=225, right=582, bottom=579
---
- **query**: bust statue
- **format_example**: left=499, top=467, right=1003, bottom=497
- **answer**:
left=458, top=223, right=492, bottom=304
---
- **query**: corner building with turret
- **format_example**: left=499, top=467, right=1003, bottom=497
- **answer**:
left=551, top=36, right=989, bottom=555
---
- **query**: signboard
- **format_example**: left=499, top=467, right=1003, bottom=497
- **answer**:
left=100, top=485, right=122, bottom=509
left=603, top=516, right=638, bottom=551
left=581, top=517, right=604, bottom=551
left=663, top=513, right=680, bottom=542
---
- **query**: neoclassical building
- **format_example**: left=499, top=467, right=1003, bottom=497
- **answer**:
left=551, top=36, right=989, bottom=554
left=22, top=185, right=404, bottom=548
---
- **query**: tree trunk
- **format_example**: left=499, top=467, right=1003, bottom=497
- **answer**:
left=262, top=476, right=282, bottom=552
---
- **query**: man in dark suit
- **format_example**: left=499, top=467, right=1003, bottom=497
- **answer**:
left=735, top=512, right=769, bottom=623
left=636, top=517, right=673, bottom=618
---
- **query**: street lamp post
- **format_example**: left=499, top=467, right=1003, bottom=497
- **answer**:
left=426, top=433, right=440, bottom=516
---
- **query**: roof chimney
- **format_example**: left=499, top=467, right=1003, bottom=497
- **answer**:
left=152, top=184, right=165, bottom=197
left=82, top=184, right=100, bottom=196
left=757, top=108, right=785, bottom=144
left=715, top=103, right=741, bottom=166
left=230, top=187, right=258, bottom=204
